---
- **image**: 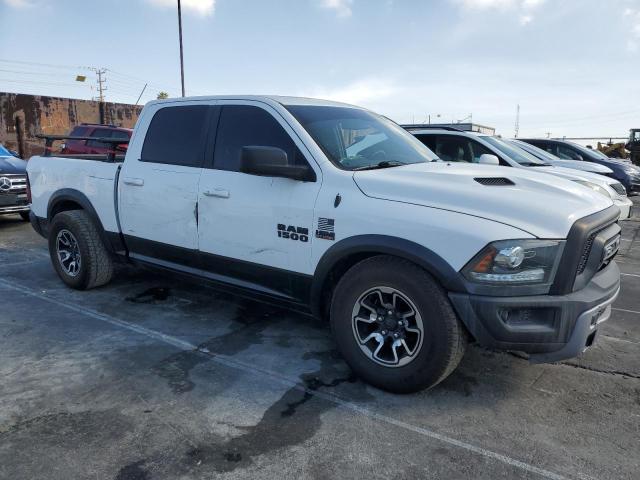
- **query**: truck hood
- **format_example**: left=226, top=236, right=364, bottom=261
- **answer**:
left=0, top=155, right=27, bottom=175
left=353, top=162, right=613, bottom=238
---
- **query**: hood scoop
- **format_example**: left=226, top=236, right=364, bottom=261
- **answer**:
left=474, top=177, right=515, bottom=186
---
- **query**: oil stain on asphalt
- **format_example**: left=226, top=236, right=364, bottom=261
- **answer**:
left=151, top=299, right=286, bottom=394
left=120, top=307, right=375, bottom=477
left=125, top=287, right=171, bottom=304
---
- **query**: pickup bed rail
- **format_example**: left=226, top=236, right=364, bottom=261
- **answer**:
left=36, top=134, right=129, bottom=162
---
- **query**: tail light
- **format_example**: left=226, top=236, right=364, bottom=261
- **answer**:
left=26, top=172, right=32, bottom=204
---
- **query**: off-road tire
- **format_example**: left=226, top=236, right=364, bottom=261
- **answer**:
left=19, top=211, right=30, bottom=222
left=330, top=255, right=467, bottom=393
left=48, top=210, right=114, bottom=290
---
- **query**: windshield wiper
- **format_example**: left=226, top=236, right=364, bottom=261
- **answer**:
left=352, top=160, right=406, bottom=171
left=523, top=162, right=549, bottom=167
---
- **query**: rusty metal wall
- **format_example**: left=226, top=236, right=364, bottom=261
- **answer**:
left=0, top=92, right=142, bottom=158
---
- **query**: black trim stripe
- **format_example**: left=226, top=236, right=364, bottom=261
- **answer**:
left=123, top=235, right=312, bottom=306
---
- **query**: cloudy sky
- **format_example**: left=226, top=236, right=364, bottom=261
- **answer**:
left=1, top=0, right=639, bottom=137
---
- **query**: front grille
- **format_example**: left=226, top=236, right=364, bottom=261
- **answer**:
left=577, top=231, right=597, bottom=275
left=0, top=174, right=26, bottom=194
left=610, top=182, right=626, bottom=196
left=474, top=177, right=515, bottom=186
left=553, top=206, right=621, bottom=294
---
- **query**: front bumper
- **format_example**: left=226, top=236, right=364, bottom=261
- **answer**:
left=614, top=197, right=633, bottom=220
left=624, top=178, right=640, bottom=195
left=0, top=204, right=29, bottom=215
left=449, top=260, right=620, bottom=362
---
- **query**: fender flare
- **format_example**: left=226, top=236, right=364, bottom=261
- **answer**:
left=47, top=188, right=122, bottom=253
left=310, top=234, right=466, bottom=318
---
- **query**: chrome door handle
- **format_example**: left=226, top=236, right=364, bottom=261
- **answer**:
left=203, top=189, right=230, bottom=198
left=123, top=177, right=144, bottom=186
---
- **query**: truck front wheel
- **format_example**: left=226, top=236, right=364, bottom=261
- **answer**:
left=330, top=255, right=467, bottom=393
left=48, top=210, right=114, bottom=290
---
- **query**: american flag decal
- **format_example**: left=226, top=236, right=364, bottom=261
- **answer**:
left=316, top=218, right=335, bottom=241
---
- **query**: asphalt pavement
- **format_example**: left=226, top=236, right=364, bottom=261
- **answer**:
left=1, top=200, right=639, bottom=480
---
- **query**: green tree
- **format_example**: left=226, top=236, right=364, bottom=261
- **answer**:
left=157, top=91, right=169, bottom=99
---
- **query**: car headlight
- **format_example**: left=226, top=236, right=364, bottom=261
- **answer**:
left=573, top=180, right=612, bottom=199
left=462, top=240, right=565, bottom=285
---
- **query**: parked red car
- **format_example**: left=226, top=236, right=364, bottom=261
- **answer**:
left=61, top=124, right=132, bottom=155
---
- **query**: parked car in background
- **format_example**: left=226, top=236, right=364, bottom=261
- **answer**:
left=508, top=139, right=613, bottom=176
left=520, top=138, right=640, bottom=195
left=27, top=96, right=621, bottom=393
left=406, top=128, right=633, bottom=219
left=60, top=124, right=133, bottom=155
left=0, top=144, right=29, bottom=221
left=1, top=143, right=21, bottom=158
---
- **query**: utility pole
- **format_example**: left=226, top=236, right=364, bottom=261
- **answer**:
left=545, top=131, right=552, bottom=138
left=178, top=0, right=186, bottom=97
left=514, top=104, right=520, bottom=138
left=96, top=68, right=107, bottom=102
left=91, top=67, right=108, bottom=124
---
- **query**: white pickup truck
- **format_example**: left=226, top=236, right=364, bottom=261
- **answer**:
left=27, top=96, right=622, bottom=393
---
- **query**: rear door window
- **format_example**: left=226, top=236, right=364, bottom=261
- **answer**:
left=141, top=105, right=210, bottom=167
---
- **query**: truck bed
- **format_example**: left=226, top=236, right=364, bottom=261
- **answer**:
left=27, top=155, right=121, bottom=233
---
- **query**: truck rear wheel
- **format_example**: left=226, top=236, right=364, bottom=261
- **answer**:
left=330, top=255, right=467, bottom=393
left=48, top=210, right=114, bottom=290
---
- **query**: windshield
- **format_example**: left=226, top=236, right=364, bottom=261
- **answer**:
left=285, top=105, right=437, bottom=170
left=481, top=136, right=548, bottom=166
left=508, top=139, right=557, bottom=163
left=564, top=141, right=606, bottom=160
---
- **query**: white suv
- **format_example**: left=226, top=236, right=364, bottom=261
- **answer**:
left=407, top=128, right=633, bottom=220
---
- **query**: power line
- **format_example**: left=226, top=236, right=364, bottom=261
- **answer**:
left=0, top=58, right=197, bottom=99
left=0, top=78, right=91, bottom=88
left=0, top=68, right=87, bottom=78
left=0, top=58, right=91, bottom=71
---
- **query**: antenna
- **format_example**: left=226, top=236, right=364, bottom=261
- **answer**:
left=514, top=104, right=520, bottom=138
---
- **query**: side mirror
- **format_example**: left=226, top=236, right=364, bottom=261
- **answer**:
left=575, top=155, right=584, bottom=161
left=240, top=146, right=316, bottom=182
left=478, top=154, right=500, bottom=165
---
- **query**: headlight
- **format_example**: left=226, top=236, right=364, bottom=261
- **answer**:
left=573, top=180, right=612, bottom=199
left=462, top=240, right=564, bottom=285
